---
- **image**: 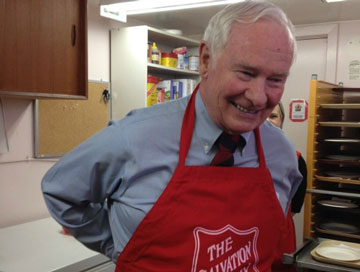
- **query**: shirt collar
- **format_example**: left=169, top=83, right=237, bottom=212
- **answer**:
left=193, top=91, right=251, bottom=154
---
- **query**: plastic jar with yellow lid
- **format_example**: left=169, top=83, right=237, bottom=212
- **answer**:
left=161, top=53, right=177, bottom=68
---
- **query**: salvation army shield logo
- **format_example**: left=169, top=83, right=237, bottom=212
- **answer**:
left=191, top=224, right=259, bottom=272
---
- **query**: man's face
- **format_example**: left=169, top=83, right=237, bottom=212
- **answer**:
left=199, top=19, right=294, bottom=134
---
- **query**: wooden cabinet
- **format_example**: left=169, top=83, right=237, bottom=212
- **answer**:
left=0, top=0, right=87, bottom=99
left=304, top=80, right=360, bottom=243
left=110, top=25, right=200, bottom=119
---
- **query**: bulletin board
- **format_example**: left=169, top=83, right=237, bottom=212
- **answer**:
left=35, top=81, right=110, bottom=158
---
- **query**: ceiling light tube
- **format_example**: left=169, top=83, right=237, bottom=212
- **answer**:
left=100, top=0, right=244, bottom=22
left=322, top=0, right=347, bottom=3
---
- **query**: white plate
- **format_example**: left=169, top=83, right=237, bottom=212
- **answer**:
left=324, top=138, right=360, bottom=143
left=324, top=155, right=360, bottom=161
left=316, top=246, right=360, bottom=261
left=318, top=200, right=359, bottom=209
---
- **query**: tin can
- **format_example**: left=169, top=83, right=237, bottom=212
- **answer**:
left=177, top=54, right=184, bottom=69
left=189, top=55, right=199, bottom=71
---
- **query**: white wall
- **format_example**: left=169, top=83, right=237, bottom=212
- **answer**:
left=337, top=21, right=360, bottom=87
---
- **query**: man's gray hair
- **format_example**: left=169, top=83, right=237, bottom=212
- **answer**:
left=203, top=0, right=296, bottom=62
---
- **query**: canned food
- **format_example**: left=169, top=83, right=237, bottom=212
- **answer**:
left=189, top=55, right=199, bottom=71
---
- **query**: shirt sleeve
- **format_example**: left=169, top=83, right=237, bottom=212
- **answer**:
left=291, top=155, right=307, bottom=213
left=41, top=121, right=127, bottom=259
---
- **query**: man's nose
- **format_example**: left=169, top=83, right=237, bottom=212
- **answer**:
left=245, top=79, right=267, bottom=107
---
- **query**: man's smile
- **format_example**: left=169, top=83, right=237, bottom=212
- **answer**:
left=231, top=101, right=256, bottom=114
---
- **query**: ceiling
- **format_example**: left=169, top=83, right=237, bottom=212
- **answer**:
left=95, top=0, right=360, bottom=37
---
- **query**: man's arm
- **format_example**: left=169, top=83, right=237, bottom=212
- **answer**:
left=291, top=155, right=307, bottom=214
left=41, top=123, right=127, bottom=259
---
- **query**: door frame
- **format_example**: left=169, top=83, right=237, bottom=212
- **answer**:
left=295, top=23, right=338, bottom=83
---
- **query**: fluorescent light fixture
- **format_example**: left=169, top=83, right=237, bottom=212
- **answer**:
left=100, top=0, right=245, bottom=22
left=322, top=0, right=347, bottom=3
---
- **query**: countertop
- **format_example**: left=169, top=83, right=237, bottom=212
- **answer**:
left=0, top=217, right=111, bottom=272
left=295, top=238, right=360, bottom=272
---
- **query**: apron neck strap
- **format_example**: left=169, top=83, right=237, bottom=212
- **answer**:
left=178, top=85, right=267, bottom=168
left=178, top=84, right=199, bottom=166
left=254, top=127, right=266, bottom=168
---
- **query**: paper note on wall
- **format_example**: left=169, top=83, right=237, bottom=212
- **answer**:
left=349, top=60, right=360, bottom=80
left=347, top=37, right=360, bottom=81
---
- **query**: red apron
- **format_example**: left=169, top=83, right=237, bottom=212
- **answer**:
left=116, top=86, right=286, bottom=272
left=272, top=152, right=301, bottom=272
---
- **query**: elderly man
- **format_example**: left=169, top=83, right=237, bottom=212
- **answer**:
left=42, top=0, right=302, bottom=270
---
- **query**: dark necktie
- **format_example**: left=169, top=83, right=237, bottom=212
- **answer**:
left=210, top=132, right=245, bottom=167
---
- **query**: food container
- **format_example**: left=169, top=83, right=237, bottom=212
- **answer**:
left=147, top=75, right=160, bottom=107
left=177, top=54, right=185, bottom=69
left=161, top=52, right=177, bottom=68
left=189, top=55, right=199, bottom=71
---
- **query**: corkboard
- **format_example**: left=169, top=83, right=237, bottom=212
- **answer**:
left=35, top=81, right=110, bottom=157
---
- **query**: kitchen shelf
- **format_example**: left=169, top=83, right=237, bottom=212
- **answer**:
left=320, top=103, right=360, bottom=109
left=147, top=63, right=199, bottom=76
left=147, top=26, right=200, bottom=47
left=318, top=122, right=360, bottom=127
left=304, top=80, right=360, bottom=244
left=307, top=189, right=360, bottom=199
left=315, top=175, right=360, bottom=185
left=111, top=25, right=200, bottom=120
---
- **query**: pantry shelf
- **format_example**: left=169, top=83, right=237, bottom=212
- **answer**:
left=111, top=25, right=200, bottom=120
left=147, top=63, right=199, bottom=76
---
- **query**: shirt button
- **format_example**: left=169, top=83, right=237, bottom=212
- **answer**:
left=204, top=143, right=210, bottom=153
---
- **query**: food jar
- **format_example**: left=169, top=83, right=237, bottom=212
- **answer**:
left=161, top=52, right=177, bottom=68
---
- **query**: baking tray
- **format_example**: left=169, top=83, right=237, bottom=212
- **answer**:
left=316, top=227, right=360, bottom=240
left=295, top=238, right=360, bottom=272
left=311, top=240, right=360, bottom=269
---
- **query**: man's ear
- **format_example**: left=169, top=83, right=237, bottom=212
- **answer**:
left=199, top=41, right=211, bottom=79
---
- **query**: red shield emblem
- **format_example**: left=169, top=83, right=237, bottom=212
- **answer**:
left=191, top=224, right=259, bottom=272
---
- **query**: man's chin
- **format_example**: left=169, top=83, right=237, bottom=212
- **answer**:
left=226, top=123, right=258, bottom=134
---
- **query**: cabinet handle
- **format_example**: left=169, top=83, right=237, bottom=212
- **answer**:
left=71, top=25, right=76, bottom=46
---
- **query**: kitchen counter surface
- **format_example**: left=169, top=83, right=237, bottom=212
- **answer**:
left=0, top=217, right=111, bottom=272
left=295, top=238, right=360, bottom=272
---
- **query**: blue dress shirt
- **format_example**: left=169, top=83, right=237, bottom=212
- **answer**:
left=41, top=91, right=302, bottom=262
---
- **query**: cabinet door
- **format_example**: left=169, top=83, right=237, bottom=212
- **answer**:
left=0, top=0, right=87, bottom=99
